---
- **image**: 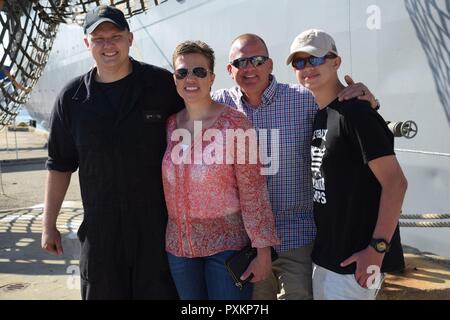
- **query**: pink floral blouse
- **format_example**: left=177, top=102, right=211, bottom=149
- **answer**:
left=162, top=106, right=279, bottom=257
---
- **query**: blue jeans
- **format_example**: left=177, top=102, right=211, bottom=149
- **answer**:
left=167, top=251, right=253, bottom=300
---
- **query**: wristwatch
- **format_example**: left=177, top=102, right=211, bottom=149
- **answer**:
left=369, top=238, right=390, bottom=253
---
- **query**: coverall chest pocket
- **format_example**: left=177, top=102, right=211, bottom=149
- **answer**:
left=143, top=109, right=165, bottom=124
left=139, top=109, right=168, bottom=162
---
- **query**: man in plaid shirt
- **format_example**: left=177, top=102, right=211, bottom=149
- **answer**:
left=212, top=34, right=378, bottom=300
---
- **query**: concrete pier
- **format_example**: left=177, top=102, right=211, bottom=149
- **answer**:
left=1, top=127, right=82, bottom=299
left=1, top=126, right=449, bottom=300
left=0, top=203, right=82, bottom=300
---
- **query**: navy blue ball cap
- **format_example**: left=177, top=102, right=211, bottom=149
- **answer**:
left=84, top=5, right=129, bottom=34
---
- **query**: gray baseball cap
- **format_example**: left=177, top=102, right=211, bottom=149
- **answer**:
left=286, top=29, right=338, bottom=65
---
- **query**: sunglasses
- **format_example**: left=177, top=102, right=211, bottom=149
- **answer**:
left=174, top=67, right=210, bottom=80
left=292, top=54, right=337, bottom=70
left=230, top=55, right=269, bottom=69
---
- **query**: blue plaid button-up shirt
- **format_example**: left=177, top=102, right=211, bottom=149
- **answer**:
left=213, top=76, right=318, bottom=252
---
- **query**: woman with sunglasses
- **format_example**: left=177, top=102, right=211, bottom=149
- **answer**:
left=161, top=41, right=279, bottom=300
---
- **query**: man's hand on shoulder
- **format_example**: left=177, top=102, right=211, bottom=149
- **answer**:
left=338, top=75, right=378, bottom=109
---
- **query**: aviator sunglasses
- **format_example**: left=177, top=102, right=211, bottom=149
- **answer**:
left=174, top=67, right=210, bottom=80
left=292, top=54, right=337, bottom=70
left=230, top=55, right=269, bottom=69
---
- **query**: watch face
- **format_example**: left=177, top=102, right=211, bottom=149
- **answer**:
left=377, top=242, right=387, bottom=252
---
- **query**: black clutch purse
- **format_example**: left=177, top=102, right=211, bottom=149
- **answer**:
left=225, top=246, right=279, bottom=290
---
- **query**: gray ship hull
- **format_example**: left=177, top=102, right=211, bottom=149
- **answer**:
left=24, top=0, right=450, bottom=257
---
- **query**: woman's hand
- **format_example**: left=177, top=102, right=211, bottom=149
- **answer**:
left=240, top=247, right=273, bottom=283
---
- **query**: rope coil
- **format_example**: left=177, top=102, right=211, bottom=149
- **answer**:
left=400, top=221, right=450, bottom=228
left=400, top=213, right=450, bottom=227
left=400, top=214, right=450, bottom=220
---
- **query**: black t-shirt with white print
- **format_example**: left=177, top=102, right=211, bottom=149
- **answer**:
left=311, top=97, right=405, bottom=274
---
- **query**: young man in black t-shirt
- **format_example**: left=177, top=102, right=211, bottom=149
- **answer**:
left=286, top=29, right=408, bottom=300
